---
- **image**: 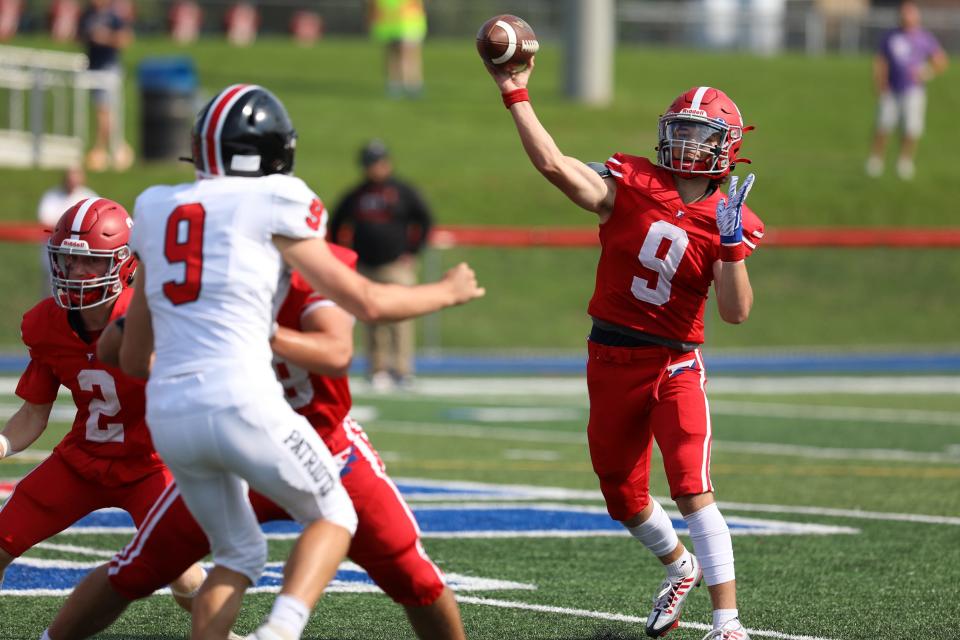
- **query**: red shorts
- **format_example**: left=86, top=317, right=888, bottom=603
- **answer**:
left=109, top=418, right=445, bottom=607
left=0, top=450, right=173, bottom=558
left=586, top=342, right=713, bottom=521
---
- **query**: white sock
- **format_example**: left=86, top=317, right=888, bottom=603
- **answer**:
left=40, top=630, right=52, bottom=640
left=713, top=608, right=739, bottom=629
left=625, top=500, right=679, bottom=558
left=665, top=549, right=694, bottom=579
left=266, top=594, right=311, bottom=638
left=683, top=502, right=735, bottom=586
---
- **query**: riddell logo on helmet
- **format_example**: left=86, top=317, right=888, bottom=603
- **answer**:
left=679, top=108, right=708, bottom=117
left=60, top=239, right=89, bottom=250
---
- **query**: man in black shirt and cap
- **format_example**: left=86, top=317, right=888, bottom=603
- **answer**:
left=329, top=140, right=434, bottom=391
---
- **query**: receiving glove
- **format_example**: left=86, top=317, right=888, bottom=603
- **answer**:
left=716, top=173, right=755, bottom=261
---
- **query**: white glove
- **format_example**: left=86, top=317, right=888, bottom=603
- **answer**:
left=716, top=173, right=755, bottom=245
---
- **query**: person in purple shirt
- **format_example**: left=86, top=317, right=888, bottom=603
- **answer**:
left=866, top=1, right=948, bottom=180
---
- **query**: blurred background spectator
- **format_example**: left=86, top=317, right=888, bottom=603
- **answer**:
left=225, top=1, right=259, bottom=46
left=48, top=0, right=81, bottom=42
left=36, top=166, right=98, bottom=287
left=290, top=9, right=323, bottom=46
left=36, top=166, right=97, bottom=230
left=369, top=0, right=426, bottom=98
left=329, top=140, right=434, bottom=391
left=866, top=0, right=948, bottom=180
left=79, top=0, right=134, bottom=171
left=168, top=0, right=202, bottom=44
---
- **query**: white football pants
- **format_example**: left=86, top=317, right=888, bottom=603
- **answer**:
left=146, top=365, right=357, bottom=584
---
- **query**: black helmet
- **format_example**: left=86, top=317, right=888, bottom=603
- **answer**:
left=190, top=84, right=297, bottom=178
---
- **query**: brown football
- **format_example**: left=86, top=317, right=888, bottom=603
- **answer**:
left=476, top=14, right=539, bottom=72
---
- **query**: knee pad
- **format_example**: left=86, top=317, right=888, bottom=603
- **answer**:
left=362, top=541, right=445, bottom=607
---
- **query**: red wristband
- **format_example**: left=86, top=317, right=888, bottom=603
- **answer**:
left=502, top=88, right=529, bottom=109
left=719, top=243, right=746, bottom=262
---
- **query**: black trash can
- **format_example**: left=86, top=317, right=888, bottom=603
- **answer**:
left=138, top=57, right=198, bottom=162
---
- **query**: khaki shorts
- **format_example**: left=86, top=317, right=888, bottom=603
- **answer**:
left=876, top=87, right=926, bottom=138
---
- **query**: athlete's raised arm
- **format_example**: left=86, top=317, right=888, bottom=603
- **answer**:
left=484, top=58, right=615, bottom=219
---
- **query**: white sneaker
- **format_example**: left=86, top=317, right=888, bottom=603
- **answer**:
left=645, top=554, right=703, bottom=637
left=369, top=371, right=394, bottom=393
left=245, top=622, right=297, bottom=640
left=896, top=157, right=915, bottom=180
left=865, top=156, right=883, bottom=178
left=701, top=618, right=751, bottom=640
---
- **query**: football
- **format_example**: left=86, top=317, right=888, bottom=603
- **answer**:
left=476, top=14, right=539, bottom=72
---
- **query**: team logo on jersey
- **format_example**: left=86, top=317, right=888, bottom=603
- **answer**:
left=676, top=210, right=685, bottom=219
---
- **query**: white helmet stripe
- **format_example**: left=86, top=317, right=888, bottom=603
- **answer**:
left=70, top=198, right=100, bottom=240
left=491, top=20, right=518, bottom=65
left=212, top=85, right=258, bottom=176
left=690, top=86, right=711, bottom=111
left=200, top=84, right=257, bottom=176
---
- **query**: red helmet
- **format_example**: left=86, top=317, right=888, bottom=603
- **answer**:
left=47, top=198, right=137, bottom=310
left=656, top=86, right=751, bottom=178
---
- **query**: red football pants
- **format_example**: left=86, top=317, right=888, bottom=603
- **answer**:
left=109, top=418, right=445, bottom=607
left=0, top=450, right=173, bottom=557
left=586, top=342, right=714, bottom=521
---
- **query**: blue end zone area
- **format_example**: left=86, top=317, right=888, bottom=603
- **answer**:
left=4, top=352, right=960, bottom=375
left=1, top=479, right=857, bottom=596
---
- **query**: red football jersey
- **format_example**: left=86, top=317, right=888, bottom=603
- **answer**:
left=589, top=154, right=764, bottom=345
left=273, top=244, right=358, bottom=454
left=15, top=289, right=165, bottom=486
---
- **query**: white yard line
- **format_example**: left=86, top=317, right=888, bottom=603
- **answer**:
left=393, top=478, right=960, bottom=527
left=455, top=596, right=839, bottom=640
left=711, top=400, right=960, bottom=427
left=6, top=375, right=960, bottom=399
left=34, top=542, right=115, bottom=558
left=372, top=421, right=960, bottom=465
left=369, top=376, right=960, bottom=397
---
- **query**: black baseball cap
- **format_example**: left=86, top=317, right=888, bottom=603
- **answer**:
left=359, top=139, right=389, bottom=167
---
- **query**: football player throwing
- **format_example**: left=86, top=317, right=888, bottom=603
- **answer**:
left=486, top=58, right=761, bottom=640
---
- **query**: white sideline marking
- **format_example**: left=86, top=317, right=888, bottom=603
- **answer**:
left=716, top=501, right=960, bottom=526
left=350, top=376, right=960, bottom=397
left=455, top=596, right=839, bottom=640
left=0, top=403, right=75, bottom=422
left=503, top=448, right=562, bottom=461
left=712, top=400, right=960, bottom=427
left=451, top=407, right=584, bottom=422
left=4, top=375, right=960, bottom=398
left=0, top=448, right=51, bottom=462
left=2, top=559, right=536, bottom=597
left=34, top=542, right=115, bottom=558
left=394, top=478, right=960, bottom=527
left=372, top=421, right=960, bottom=465
left=713, top=440, right=960, bottom=464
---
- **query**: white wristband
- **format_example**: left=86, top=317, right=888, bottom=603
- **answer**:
left=0, top=434, right=11, bottom=459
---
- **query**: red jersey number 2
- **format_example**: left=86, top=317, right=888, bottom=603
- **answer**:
left=631, top=220, right=689, bottom=306
left=163, top=203, right=206, bottom=305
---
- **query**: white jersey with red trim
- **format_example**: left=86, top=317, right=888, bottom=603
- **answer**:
left=129, top=174, right=328, bottom=380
